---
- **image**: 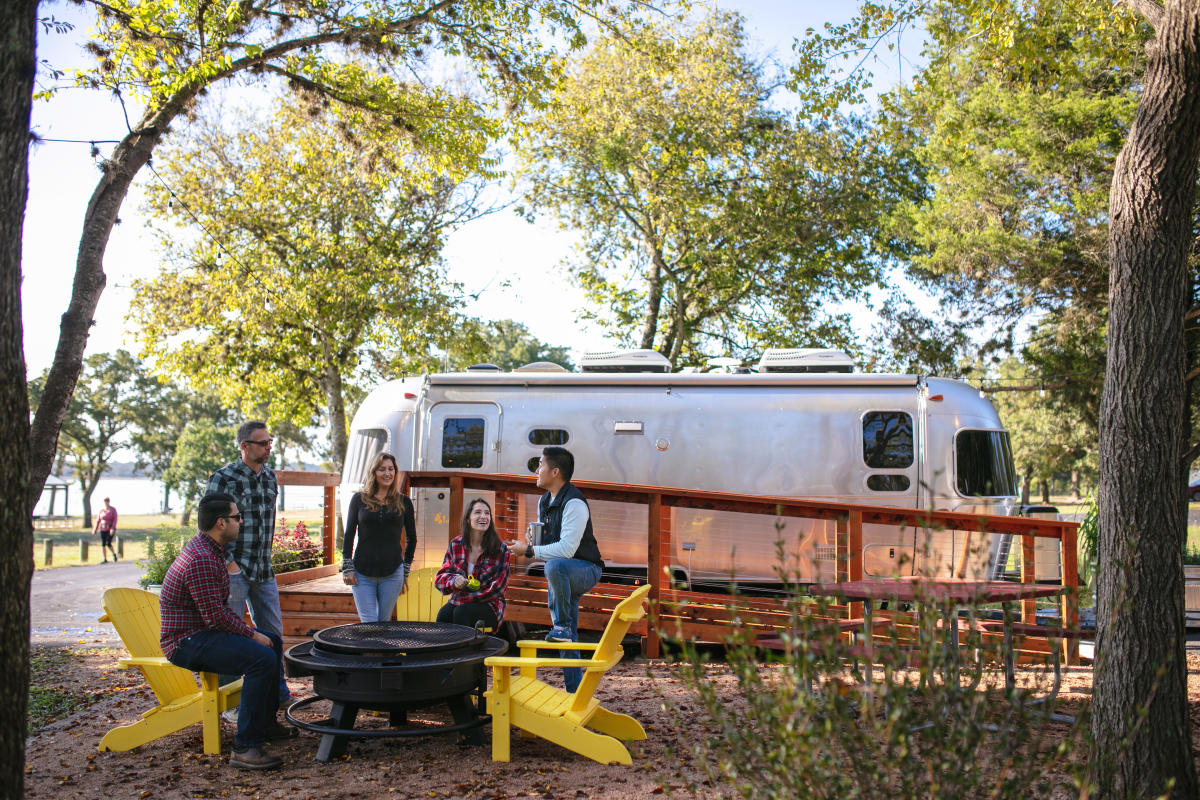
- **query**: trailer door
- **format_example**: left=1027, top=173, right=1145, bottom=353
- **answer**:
left=408, top=403, right=502, bottom=570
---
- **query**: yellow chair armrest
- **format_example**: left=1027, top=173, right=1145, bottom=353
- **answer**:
left=118, top=656, right=172, bottom=669
left=515, top=640, right=602, bottom=652
left=486, top=656, right=604, bottom=670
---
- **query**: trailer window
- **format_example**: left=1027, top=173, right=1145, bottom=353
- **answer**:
left=868, top=475, right=910, bottom=492
left=527, top=457, right=540, bottom=473
left=442, top=418, right=485, bottom=469
left=863, top=412, right=914, bottom=468
left=956, top=430, right=1018, bottom=497
left=528, top=429, right=570, bottom=446
left=344, top=428, right=387, bottom=486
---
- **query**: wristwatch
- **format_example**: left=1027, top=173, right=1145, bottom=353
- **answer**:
left=524, top=545, right=534, bottom=559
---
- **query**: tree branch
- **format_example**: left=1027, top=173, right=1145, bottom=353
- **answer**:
left=1116, top=0, right=1164, bottom=31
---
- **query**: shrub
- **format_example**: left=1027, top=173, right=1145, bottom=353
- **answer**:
left=659, top=581, right=1090, bottom=799
left=273, top=518, right=322, bottom=574
left=137, top=528, right=191, bottom=588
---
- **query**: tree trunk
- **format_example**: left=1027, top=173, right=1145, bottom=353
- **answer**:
left=26, top=94, right=194, bottom=508
left=1070, top=469, right=1082, bottom=501
left=1021, top=471, right=1032, bottom=505
left=320, top=345, right=349, bottom=475
left=0, top=3, right=38, bottom=796
left=1039, top=478, right=1050, bottom=505
left=1095, top=4, right=1200, bottom=798
left=162, top=483, right=170, bottom=514
left=80, top=475, right=99, bottom=530
left=180, top=507, right=192, bottom=527
left=639, top=246, right=666, bottom=350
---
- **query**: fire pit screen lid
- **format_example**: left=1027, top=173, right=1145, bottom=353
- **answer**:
left=313, top=621, right=480, bottom=655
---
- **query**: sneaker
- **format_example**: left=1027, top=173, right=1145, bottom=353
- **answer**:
left=229, top=747, right=282, bottom=770
left=545, top=627, right=572, bottom=643
left=265, top=720, right=299, bottom=741
left=222, top=708, right=239, bottom=724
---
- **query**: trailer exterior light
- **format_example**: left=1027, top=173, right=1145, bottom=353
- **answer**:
left=614, top=421, right=644, bottom=434
left=404, top=392, right=417, bottom=399
left=929, top=394, right=943, bottom=402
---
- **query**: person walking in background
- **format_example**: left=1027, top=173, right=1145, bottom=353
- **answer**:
left=207, top=420, right=290, bottom=706
left=94, top=496, right=118, bottom=562
left=341, top=452, right=417, bottom=623
left=434, top=498, right=510, bottom=630
left=523, top=446, right=604, bottom=693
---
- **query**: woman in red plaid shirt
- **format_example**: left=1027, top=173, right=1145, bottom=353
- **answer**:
left=434, top=498, right=511, bottom=629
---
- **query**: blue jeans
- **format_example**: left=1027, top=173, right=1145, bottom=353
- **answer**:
left=350, top=565, right=407, bottom=623
left=544, top=558, right=602, bottom=693
left=169, top=628, right=281, bottom=750
left=225, top=572, right=289, bottom=700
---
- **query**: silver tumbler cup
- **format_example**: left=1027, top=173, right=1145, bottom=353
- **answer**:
left=526, top=521, right=544, bottom=546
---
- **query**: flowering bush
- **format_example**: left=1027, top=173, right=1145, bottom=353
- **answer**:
left=273, top=518, right=322, bottom=574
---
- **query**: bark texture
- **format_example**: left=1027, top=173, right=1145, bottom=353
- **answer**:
left=0, top=1, right=37, bottom=796
left=1096, top=3, right=1200, bottom=798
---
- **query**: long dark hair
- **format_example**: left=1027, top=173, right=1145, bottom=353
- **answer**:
left=361, top=452, right=404, bottom=512
left=460, top=498, right=503, bottom=559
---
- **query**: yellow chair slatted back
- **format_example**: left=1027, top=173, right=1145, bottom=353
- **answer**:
left=100, top=587, right=199, bottom=704
left=395, top=567, right=443, bottom=622
left=567, top=584, right=650, bottom=713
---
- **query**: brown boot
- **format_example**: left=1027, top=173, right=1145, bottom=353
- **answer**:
left=229, top=747, right=282, bottom=770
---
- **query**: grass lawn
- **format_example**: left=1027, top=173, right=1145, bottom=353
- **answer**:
left=31, top=507, right=329, bottom=570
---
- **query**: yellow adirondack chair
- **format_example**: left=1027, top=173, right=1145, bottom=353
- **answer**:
left=97, top=587, right=242, bottom=755
left=485, top=583, right=651, bottom=765
left=395, top=566, right=444, bottom=621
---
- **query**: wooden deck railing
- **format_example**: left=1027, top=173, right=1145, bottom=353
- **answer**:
left=400, top=471, right=1080, bottom=661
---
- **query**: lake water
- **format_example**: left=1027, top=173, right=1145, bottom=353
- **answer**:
left=34, top=476, right=328, bottom=517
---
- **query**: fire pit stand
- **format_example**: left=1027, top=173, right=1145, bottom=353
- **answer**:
left=283, top=621, right=509, bottom=762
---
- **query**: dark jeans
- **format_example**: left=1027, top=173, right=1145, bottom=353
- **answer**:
left=544, top=558, right=602, bottom=693
left=436, top=601, right=499, bottom=630
left=169, top=628, right=282, bottom=750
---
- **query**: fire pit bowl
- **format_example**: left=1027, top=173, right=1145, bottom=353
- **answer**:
left=284, top=621, right=508, bottom=761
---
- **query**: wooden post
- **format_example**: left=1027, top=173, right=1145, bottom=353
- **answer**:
left=836, top=511, right=864, bottom=619
left=42, top=539, right=52, bottom=566
left=1021, top=533, right=1037, bottom=624
left=116, top=536, right=124, bottom=558
left=448, top=476, right=464, bottom=546
left=645, top=493, right=664, bottom=659
left=322, top=485, right=336, bottom=566
left=79, top=538, right=89, bottom=563
left=1059, top=523, right=1080, bottom=664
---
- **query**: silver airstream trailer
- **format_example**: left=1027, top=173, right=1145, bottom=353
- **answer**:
left=341, top=348, right=1024, bottom=586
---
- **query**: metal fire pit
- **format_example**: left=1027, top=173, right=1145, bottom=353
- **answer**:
left=284, top=621, right=508, bottom=761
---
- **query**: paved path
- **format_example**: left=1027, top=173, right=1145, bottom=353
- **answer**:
left=30, top=561, right=145, bottom=647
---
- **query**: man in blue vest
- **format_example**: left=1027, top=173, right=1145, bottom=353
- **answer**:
left=523, top=446, right=604, bottom=693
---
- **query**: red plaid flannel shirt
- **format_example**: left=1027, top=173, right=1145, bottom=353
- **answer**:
left=434, top=536, right=511, bottom=621
left=160, top=532, right=256, bottom=658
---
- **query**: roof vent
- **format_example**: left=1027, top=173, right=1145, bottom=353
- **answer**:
left=578, top=349, right=671, bottom=373
left=465, top=363, right=502, bottom=372
left=514, top=361, right=569, bottom=373
left=757, top=348, right=855, bottom=374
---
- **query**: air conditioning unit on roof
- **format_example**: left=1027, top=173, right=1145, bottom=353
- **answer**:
left=578, top=349, right=671, bottom=373
left=515, top=361, right=569, bottom=373
left=757, top=348, right=855, bottom=373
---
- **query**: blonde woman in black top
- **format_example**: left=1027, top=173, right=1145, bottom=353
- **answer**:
left=341, top=452, right=417, bottom=622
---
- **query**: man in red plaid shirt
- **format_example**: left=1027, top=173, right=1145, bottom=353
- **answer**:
left=161, top=492, right=296, bottom=770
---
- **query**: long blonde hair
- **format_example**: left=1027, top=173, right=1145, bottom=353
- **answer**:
left=361, top=452, right=404, bottom=512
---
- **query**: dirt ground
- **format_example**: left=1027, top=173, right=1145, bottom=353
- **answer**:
left=21, top=647, right=1200, bottom=799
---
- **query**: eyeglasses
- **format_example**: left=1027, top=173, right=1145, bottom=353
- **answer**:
left=220, top=513, right=244, bottom=522
left=243, top=438, right=273, bottom=447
